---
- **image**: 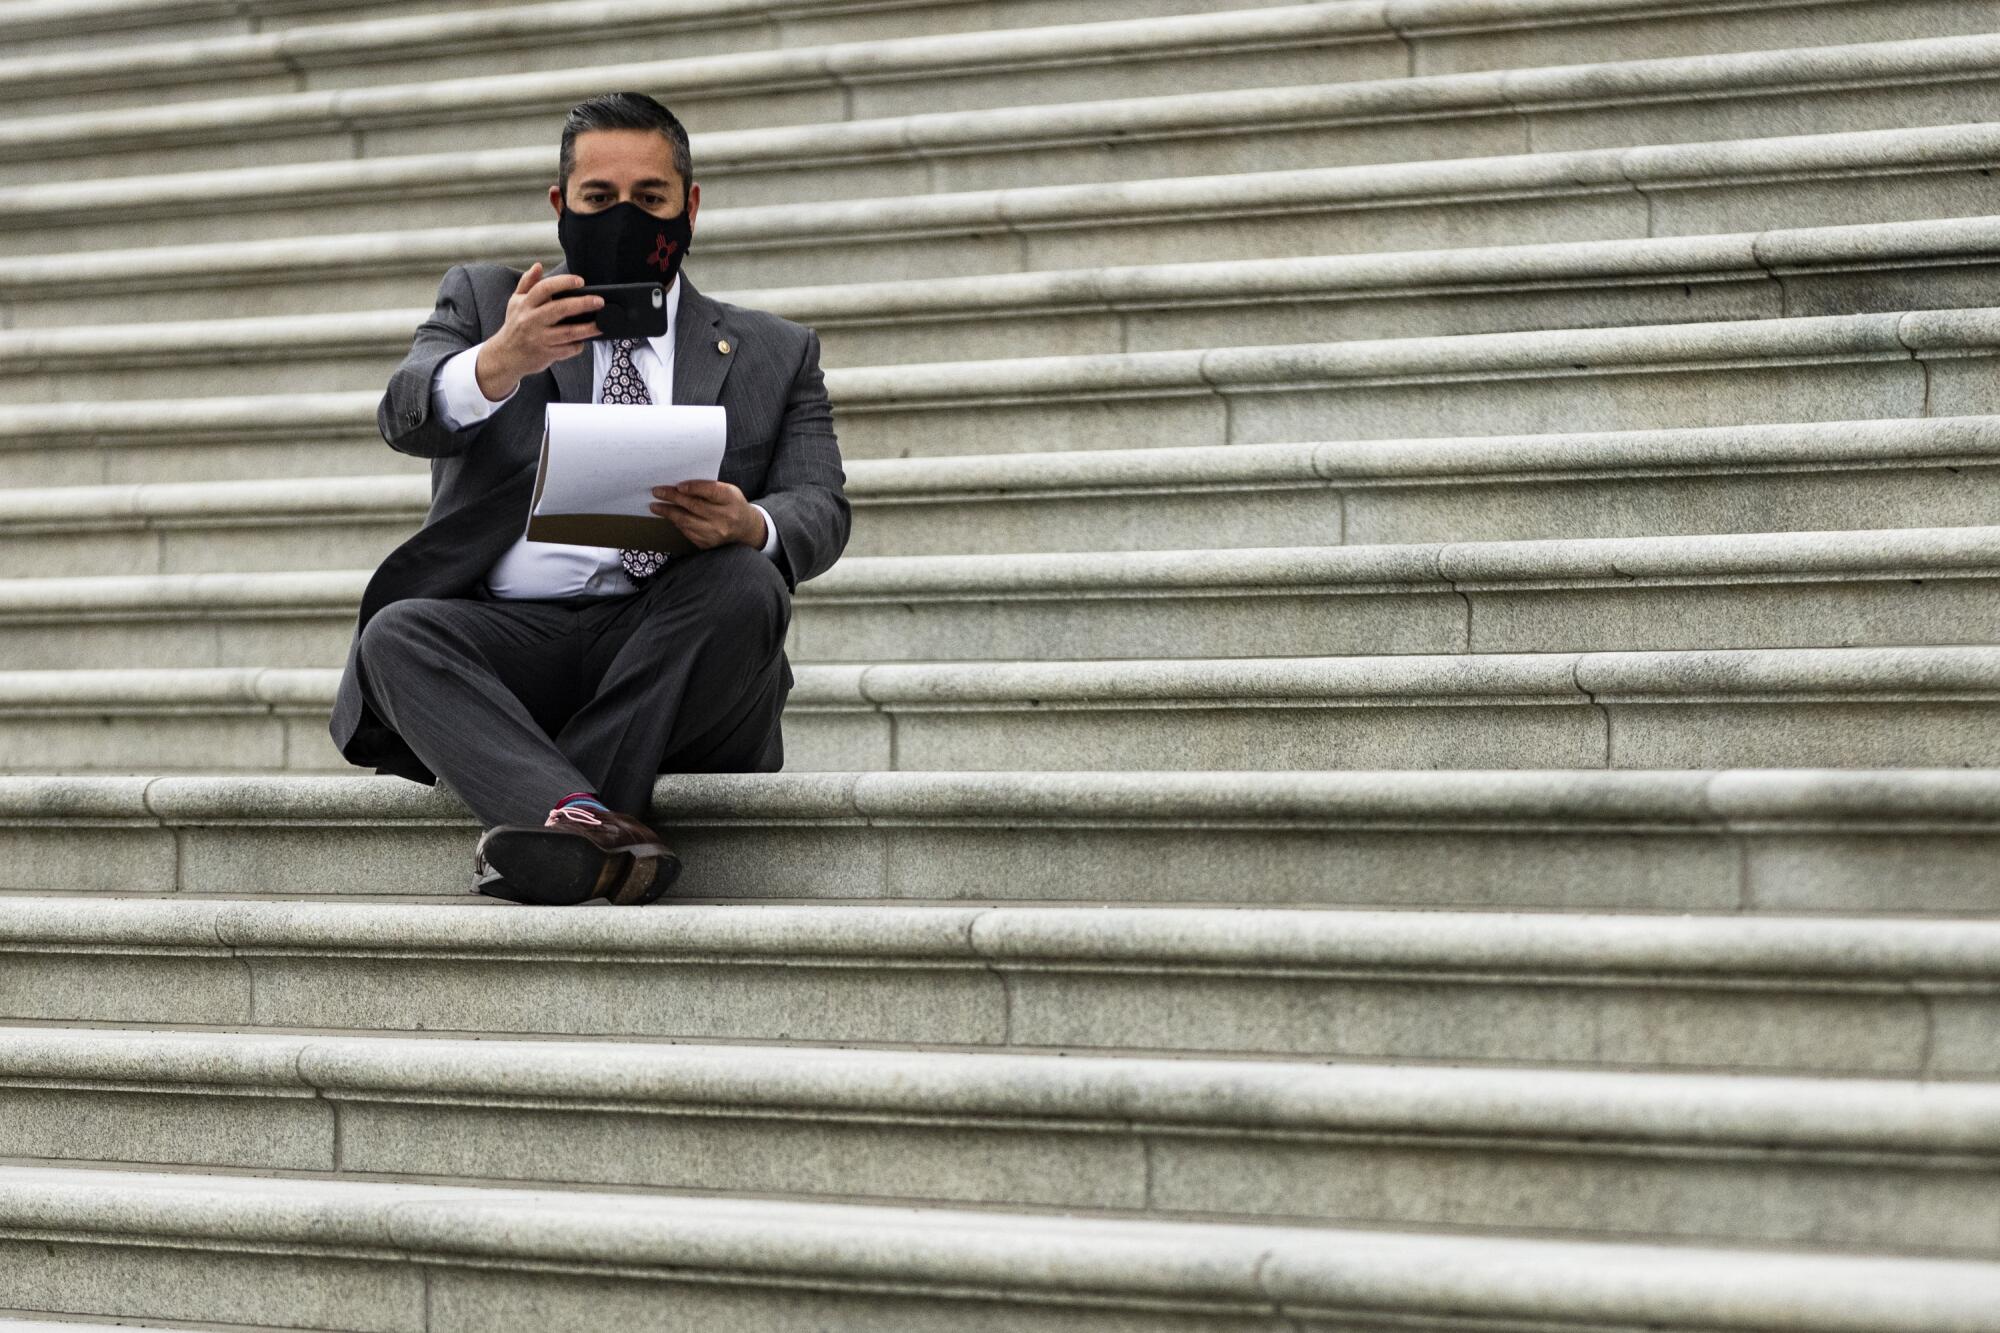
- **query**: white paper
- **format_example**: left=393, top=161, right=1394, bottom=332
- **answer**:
left=531, top=402, right=727, bottom=519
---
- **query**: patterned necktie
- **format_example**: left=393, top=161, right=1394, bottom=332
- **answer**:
left=600, top=336, right=667, bottom=580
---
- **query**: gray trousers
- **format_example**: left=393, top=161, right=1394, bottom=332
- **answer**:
left=352, top=541, right=791, bottom=829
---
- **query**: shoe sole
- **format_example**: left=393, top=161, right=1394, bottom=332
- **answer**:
left=475, top=826, right=629, bottom=905
left=472, top=867, right=560, bottom=905
left=609, top=848, right=685, bottom=905
left=476, top=826, right=680, bottom=906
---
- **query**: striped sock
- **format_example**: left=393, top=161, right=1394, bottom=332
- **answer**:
left=555, top=791, right=611, bottom=814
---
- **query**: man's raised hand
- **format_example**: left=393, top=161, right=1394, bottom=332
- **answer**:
left=474, top=261, right=603, bottom=400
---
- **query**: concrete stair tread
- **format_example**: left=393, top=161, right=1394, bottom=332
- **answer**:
left=1, top=0, right=1945, bottom=90
left=8, top=1023, right=1990, bottom=1147
left=0, top=0, right=835, bottom=51
left=0, top=1321, right=210, bottom=1333
left=4, top=415, right=1994, bottom=556
left=3, top=767, right=1992, bottom=910
left=0, top=1163, right=1996, bottom=1331
left=1, top=525, right=1984, bottom=605
left=0, top=0, right=1261, bottom=92
left=3, top=416, right=1996, bottom=520
left=4, top=765, right=1997, bottom=828
left=0, top=0, right=1375, bottom=98
left=3, top=644, right=1999, bottom=704
left=10, top=217, right=2000, bottom=379
left=9, top=32, right=2000, bottom=230
left=12, top=0, right=1998, bottom=188
left=15, top=643, right=1981, bottom=774
left=804, top=524, right=2000, bottom=593
left=0, top=526, right=1988, bottom=669
left=0, top=1020, right=1972, bottom=1074
left=15, top=0, right=1976, bottom=145
left=5, top=1026, right=1999, bottom=1254
left=13, top=304, right=2000, bottom=455
left=4, top=892, right=1995, bottom=969
left=1, top=894, right=1991, bottom=1074
left=18, top=120, right=2000, bottom=293
left=0, top=1, right=1420, bottom=159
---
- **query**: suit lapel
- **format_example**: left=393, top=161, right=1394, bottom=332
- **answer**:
left=541, top=260, right=735, bottom=408
left=673, top=273, right=735, bottom=408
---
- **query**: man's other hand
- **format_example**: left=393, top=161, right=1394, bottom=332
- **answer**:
left=478, top=261, right=604, bottom=399
left=652, top=479, right=766, bottom=549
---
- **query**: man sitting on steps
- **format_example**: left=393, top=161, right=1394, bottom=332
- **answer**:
left=328, top=91, right=850, bottom=907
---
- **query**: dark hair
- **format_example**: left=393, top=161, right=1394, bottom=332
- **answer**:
left=558, top=92, right=693, bottom=203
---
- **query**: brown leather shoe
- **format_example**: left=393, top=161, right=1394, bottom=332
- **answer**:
left=473, top=803, right=682, bottom=906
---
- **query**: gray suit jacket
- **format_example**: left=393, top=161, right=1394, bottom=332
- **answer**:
left=328, top=259, right=850, bottom=785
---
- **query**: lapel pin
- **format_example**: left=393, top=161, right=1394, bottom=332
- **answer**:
left=717, top=338, right=732, bottom=354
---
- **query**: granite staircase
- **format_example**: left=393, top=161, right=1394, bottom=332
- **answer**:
left=0, top=0, right=1998, bottom=1328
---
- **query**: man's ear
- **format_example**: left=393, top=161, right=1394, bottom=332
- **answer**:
left=548, top=185, right=563, bottom=216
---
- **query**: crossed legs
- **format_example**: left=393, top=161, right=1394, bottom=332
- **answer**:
left=353, top=543, right=792, bottom=829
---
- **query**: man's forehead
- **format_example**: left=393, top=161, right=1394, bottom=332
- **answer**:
left=573, top=132, right=676, bottom=168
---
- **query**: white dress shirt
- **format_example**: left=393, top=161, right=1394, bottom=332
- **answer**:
left=429, top=273, right=782, bottom=599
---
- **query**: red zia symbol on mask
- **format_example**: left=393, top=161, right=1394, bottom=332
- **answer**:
left=649, top=234, right=680, bottom=272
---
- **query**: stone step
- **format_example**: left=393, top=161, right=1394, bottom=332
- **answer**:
left=787, top=526, right=2000, bottom=662
left=0, top=1322, right=201, bottom=1333
left=3, top=0, right=595, bottom=58
left=3, top=894, right=1991, bottom=1074
left=13, top=34, right=2000, bottom=260
left=11, top=0, right=1986, bottom=183
left=2, top=768, right=1995, bottom=911
left=0, top=3, right=1438, bottom=185
left=10, top=218, right=2000, bottom=413
left=11, top=305, right=2000, bottom=493
left=0, top=526, right=1988, bottom=670
left=9, top=0, right=1988, bottom=1321
left=2, top=417, right=1993, bottom=570
left=3, top=647, right=1997, bottom=776
left=2, top=0, right=1267, bottom=117
left=7, top=1164, right=1999, bottom=1332
left=17, top=122, right=2000, bottom=326
left=2, top=1025, right=1997, bottom=1253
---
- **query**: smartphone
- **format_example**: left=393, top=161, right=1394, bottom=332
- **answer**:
left=553, top=280, right=668, bottom=338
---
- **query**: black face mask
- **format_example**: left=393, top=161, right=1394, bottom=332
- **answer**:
left=556, top=196, right=692, bottom=291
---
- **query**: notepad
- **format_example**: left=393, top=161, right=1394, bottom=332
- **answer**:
left=525, top=402, right=728, bottom=555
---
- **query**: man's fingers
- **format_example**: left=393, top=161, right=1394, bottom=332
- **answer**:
left=525, top=273, right=584, bottom=307
left=651, top=498, right=727, bottom=528
left=651, top=489, right=726, bottom=511
left=538, top=296, right=597, bottom=334
left=667, top=480, right=736, bottom=501
left=546, top=292, right=603, bottom=313
left=516, top=261, right=540, bottom=293
left=651, top=481, right=740, bottom=549
left=544, top=314, right=596, bottom=341
left=549, top=275, right=587, bottom=296
left=531, top=294, right=602, bottom=339
left=656, top=507, right=720, bottom=542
